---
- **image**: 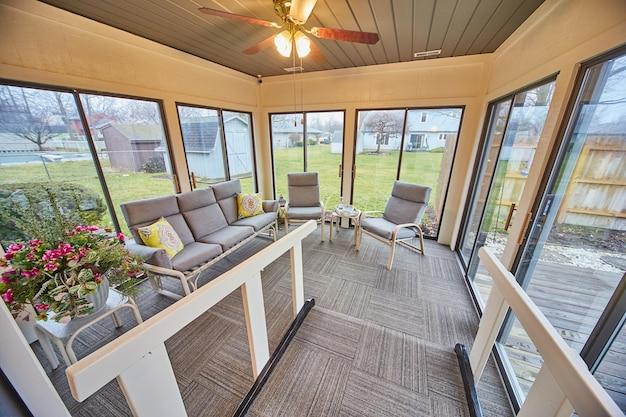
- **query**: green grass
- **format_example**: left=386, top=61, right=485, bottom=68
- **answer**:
left=1, top=145, right=451, bottom=236
left=274, top=144, right=449, bottom=235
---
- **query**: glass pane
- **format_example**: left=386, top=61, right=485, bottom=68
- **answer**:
left=353, top=109, right=405, bottom=212
left=468, top=80, right=556, bottom=305
left=459, top=100, right=512, bottom=263
left=499, top=54, right=626, bottom=402
left=399, top=108, right=462, bottom=237
left=177, top=105, right=226, bottom=188
left=80, top=94, right=175, bottom=234
left=0, top=85, right=111, bottom=244
left=593, top=319, right=626, bottom=412
left=271, top=113, right=304, bottom=200
left=223, top=110, right=255, bottom=193
left=305, top=111, right=344, bottom=208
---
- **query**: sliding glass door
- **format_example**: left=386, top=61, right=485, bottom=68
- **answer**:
left=497, top=50, right=626, bottom=408
left=270, top=111, right=345, bottom=207
left=353, top=107, right=463, bottom=238
left=458, top=79, right=556, bottom=304
left=177, top=104, right=257, bottom=192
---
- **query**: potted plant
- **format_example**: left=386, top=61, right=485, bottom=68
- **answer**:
left=0, top=225, right=143, bottom=324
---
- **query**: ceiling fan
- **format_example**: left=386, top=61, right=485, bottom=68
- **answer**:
left=198, top=0, right=379, bottom=63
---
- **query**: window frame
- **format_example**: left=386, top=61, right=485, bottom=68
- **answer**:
left=0, top=77, right=180, bottom=233
left=268, top=109, right=347, bottom=199
left=176, top=102, right=258, bottom=193
left=350, top=105, right=466, bottom=240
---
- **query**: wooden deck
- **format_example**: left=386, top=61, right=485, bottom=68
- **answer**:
left=475, top=262, right=625, bottom=409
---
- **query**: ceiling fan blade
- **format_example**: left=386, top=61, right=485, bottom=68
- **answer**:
left=288, top=0, right=318, bottom=24
left=243, top=35, right=276, bottom=55
left=309, top=40, right=326, bottom=64
left=198, top=7, right=281, bottom=28
left=309, top=27, right=379, bottom=44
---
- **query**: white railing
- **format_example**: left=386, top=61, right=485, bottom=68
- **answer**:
left=471, top=248, right=624, bottom=417
left=65, top=220, right=317, bottom=417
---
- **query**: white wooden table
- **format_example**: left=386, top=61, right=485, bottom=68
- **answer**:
left=35, top=289, right=142, bottom=369
left=329, top=206, right=361, bottom=244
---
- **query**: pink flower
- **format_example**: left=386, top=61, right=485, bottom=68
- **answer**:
left=3, top=252, right=13, bottom=261
left=1, top=289, right=13, bottom=304
left=57, top=243, right=73, bottom=255
left=28, top=239, right=42, bottom=248
left=21, top=267, right=40, bottom=279
left=26, top=252, right=36, bottom=261
left=44, top=262, right=58, bottom=272
left=34, top=303, right=49, bottom=312
left=1, top=269, right=16, bottom=283
left=7, top=243, right=24, bottom=254
left=94, top=272, right=103, bottom=284
left=117, top=232, right=126, bottom=242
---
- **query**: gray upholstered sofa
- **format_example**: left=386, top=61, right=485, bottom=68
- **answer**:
left=121, top=179, right=279, bottom=299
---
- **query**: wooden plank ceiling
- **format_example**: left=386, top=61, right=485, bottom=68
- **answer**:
left=40, top=0, right=544, bottom=77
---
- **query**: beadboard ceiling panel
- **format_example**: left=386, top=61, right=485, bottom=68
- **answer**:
left=40, top=0, right=544, bottom=77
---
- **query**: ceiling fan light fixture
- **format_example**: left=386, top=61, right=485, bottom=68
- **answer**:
left=274, top=30, right=293, bottom=57
left=294, top=31, right=311, bottom=58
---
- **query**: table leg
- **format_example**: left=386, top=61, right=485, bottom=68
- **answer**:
left=329, top=215, right=334, bottom=242
left=52, top=337, right=72, bottom=367
left=34, top=327, right=59, bottom=370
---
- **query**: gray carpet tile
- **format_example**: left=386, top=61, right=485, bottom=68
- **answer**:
left=30, top=226, right=513, bottom=417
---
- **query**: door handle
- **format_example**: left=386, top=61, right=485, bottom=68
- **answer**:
left=504, top=203, right=517, bottom=231
left=338, top=164, right=342, bottom=178
left=191, top=172, right=197, bottom=189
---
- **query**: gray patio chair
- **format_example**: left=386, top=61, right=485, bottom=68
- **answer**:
left=285, top=172, right=325, bottom=241
left=356, top=181, right=431, bottom=270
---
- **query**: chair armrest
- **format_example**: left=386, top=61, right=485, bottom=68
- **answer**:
left=125, top=241, right=172, bottom=269
left=359, top=210, right=384, bottom=221
left=262, top=199, right=280, bottom=212
left=391, top=223, right=422, bottom=241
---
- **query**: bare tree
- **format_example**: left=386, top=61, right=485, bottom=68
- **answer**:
left=363, top=111, right=403, bottom=153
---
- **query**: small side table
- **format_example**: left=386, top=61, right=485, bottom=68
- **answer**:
left=329, top=206, right=361, bottom=245
left=35, top=289, right=142, bottom=368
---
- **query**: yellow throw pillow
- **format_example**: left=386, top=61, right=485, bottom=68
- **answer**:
left=137, top=217, right=183, bottom=258
left=237, top=193, right=264, bottom=219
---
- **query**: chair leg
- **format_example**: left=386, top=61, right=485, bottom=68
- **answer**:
left=355, top=226, right=361, bottom=251
left=284, top=217, right=289, bottom=233
left=418, top=228, right=425, bottom=255
left=387, top=240, right=396, bottom=270
left=320, top=217, right=325, bottom=242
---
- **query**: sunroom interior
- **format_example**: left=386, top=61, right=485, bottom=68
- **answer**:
left=0, top=0, right=625, bottom=416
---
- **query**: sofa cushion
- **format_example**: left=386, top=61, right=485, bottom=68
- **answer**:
left=171, top=242, right=222, bottom=272
left=237, top=193, right=264, bottom=219
left=213, top=180, right=241, bottom=224
left=121, top=196, right=194, bottom=245
left=198, top=225, right=254, bottom=251
left=232, top=212, right=276, bottom=231
left=182, top=204, right=229, bottom=240
left=287, top=206, right=323, bottom=220
left=176, top=188, right=217, bottom=212
left=361, top=217, right=416, bottom=240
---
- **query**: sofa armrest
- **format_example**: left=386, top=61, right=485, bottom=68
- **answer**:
left=125, top=241, right=172, bottom=269
left=263, top=199, right=280, bottom=213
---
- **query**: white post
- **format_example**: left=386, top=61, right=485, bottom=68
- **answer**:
left=116, top=343, right=187, bottom=417
left=469, top=286, right=509, bottom=382
left=290, top=241, right=305, bottom=318
left=517, top=366, right=573, bottom=417
left=0, top=302, right=70, bottom=417
left=241, top=272, right=270, bottom=378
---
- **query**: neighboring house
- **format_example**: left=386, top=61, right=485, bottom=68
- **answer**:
left=181, top=114, right=254, bottom=182
left=271, top=125, right=324, bottom=148
left=356, top=110, right=462, bottom=154
left=97, top=122, right=166, bottom=172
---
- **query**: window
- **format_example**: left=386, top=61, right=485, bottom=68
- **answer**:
left=270, top=111, right=345, bottom=207
left=0, top=83, right=178, bottom=242
left=353, top=107, right=463, bottom=238
left=177, top=105, right=257, bottom=193
left=78, top=94, right=176, bottom=234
